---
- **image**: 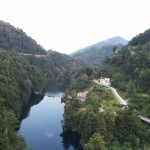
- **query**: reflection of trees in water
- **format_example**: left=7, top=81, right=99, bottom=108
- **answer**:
left=19, top=94, right=44, bottom=121
left=44, top=80, right=65, bottom=93
left=60, top=130, right=84, bottom=150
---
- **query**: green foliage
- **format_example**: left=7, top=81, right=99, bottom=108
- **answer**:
left=82, top=74, right=88, bottom=81
left=0, top=20, right=46, bottom=54
left=72, top=44, right=125, bottom=67
left=129, top=29, right=150, bottom=46
left=86, top=93, right=100, bottom=113
left=101, top=29, right=150, bottom=94
left=63, top=82, right=119, bottom=147
left=66, top=67, right=95, bottom=91
left=129, top=95, right=150, bottom=118
left=84, top=133, right=107, bottom=150
left=139, top=69, right=150, bottom=91
left=0, top=20, right=85, bottom=150
left=126, top=81, right=136, bottom=97
left=71, top=36, right=128, bottom=67
left=114, top=109, right=150, bottom=149
left=63, top=68, right=150, bottom=150
left=0, top=49, right=46, bottom=117
left=0, top=99, right=29, bottom=150
left=25, top=50, right=84, bottom=87
left=111, top=72, right=126, bottom=91
left=97, top=28, right=150, bottom=118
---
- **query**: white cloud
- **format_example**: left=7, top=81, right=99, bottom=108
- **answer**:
left=44, top=132, right=54, bottom=138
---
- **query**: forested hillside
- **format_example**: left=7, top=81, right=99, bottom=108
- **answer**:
left=98, top=29, right=150, bottom=119
left=71, top=36, right=128, bottom=67
left=0, top=49, right=46, bottom=150
left=0, top=50, right=46, bottom=117
left=63, top=29, right=150, bottom=150
left=100, top=29, right=150, bottom=93
left=0, top=20, right=84, bottom=149
left=0, top=20, right=46, bottom=54
left=63, top=65, right=150, bottom=149
left=25, top=50, right=85, bottom=87
left=0, top=19, right=150, bottom=150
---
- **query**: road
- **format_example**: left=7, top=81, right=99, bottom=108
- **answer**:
left=110, top=87, right=128, bottom=106
left=93, top=79, right=128, bottom=106
left=93, top=80, right=150, bottom=124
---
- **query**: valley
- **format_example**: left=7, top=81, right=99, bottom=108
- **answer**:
left=0, top=20, right=150, bottom=150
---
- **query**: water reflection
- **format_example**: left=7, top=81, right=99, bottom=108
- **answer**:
left=19, top=94, right=44, bottom=121
left=60, top=130, right=84, bottom=150
left=44, top=80, right=65, bottom=97
left=19, top=82, right=84, bottom=150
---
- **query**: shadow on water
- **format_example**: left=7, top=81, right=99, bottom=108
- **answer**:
left=19, top=81, right=63, bottom=122
left=19, top=93, right=44, bottom=121
left=19, top=81, right=84, bottom=150
left=60, top=130, right=84, bottom=150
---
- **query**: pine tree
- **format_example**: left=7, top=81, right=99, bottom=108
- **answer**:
left=126, top=81, right=136, bottom=97
left=84, top=133, right=107, bottom=150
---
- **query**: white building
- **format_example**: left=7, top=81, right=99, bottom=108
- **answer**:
left=99, top=77, right=111, bottom=86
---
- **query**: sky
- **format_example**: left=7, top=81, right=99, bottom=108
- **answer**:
left=0, top=0, right=150, bottom=54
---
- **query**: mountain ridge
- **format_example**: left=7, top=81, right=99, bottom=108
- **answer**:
left=0, top=20, right=46, bottom=54
left=70, top=36, right=128, bottom=56
left=70, top=36, right=128, bottom=67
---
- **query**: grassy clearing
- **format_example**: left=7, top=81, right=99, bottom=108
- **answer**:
left=92, top=83, right=121, bottom=112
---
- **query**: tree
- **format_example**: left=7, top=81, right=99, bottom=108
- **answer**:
left=82, top=74, right=88, bottom=81
left=92, top=70, right=97, bottom=79
left=84, top=133, right=107, bottom=150
left=126, top=81, right=136, bottom=97
left=139, top=70, right=150, bottom=92
left=113, top=45, right=118, bottom=53
left=0, top=98, right=28, bottom=150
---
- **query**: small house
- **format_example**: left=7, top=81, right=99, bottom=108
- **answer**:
left=99, top=77, right=111, bottom=86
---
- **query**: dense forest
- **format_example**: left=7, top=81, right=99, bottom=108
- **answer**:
left=0, top=50, right=46, bottom=117
left=25, top=49, right=85, bottom=87
left=0, top=19, right=150, bottom=150
left=100, top=30, right=150, bottom=93
left=63, top=29, right=150, bottom=149
left=0, top=49, right=46, bottom=149
left=0, top=20, right=46, bottom=54
left=71, top=36, right=128, bottom=67
left=0, top=21, right=83, bottom=149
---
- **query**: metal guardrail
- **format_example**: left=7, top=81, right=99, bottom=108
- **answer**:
left=139, top=115, right=150, bottom=124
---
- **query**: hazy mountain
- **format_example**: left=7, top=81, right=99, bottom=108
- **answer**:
left=70, top=36, right=128, bottom=67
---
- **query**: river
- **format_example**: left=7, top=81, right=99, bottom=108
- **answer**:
left=18, top=83, right=83, bottom=150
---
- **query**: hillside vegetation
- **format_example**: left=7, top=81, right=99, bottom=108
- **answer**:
left=0, top=20, right=84, bottom=149
left=71, top=36, right=128, bottom=67
left=25, top=50, right=85, bottom=87
left=63, top=29, right=150, bottom=149
left=0, top=20, right=46, bottom=54
left=0, top=49, right=46, bottom=150
left=0, top=19, right=150, bottom=150
left=101, top=30, right=150, bottom=93
left=98, top=29, right=150, bottom=118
